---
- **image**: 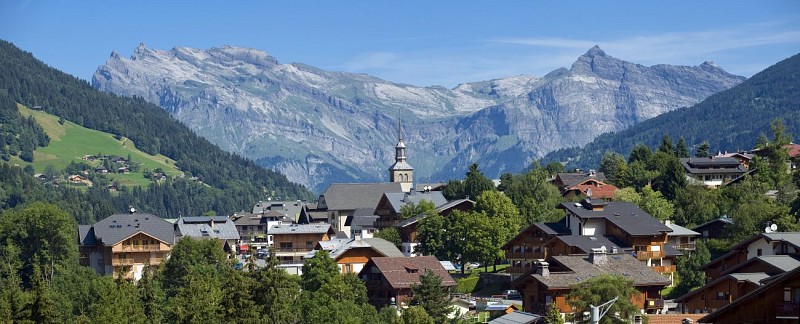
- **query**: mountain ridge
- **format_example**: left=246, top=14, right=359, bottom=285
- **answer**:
left=93, top=44, right=745, bottom=192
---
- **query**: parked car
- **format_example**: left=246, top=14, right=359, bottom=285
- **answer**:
left=256, top=250, right=269, bottom=259
left=234, top=262, right=244, bottom=270
left=503, top=289, right=521, bottom=299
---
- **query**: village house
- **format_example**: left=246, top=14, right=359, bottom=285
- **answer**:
left=78, top=209, right=174, bottom=280
left=703, top=232, right=800, bottom=283
left=313, top=182, right=404, bottom=234
left=345, top=208, right=380, bottom=239
left=395, top=198, right=475, bottom=256
left=698, top=265, right=800, bottom=323
left=665, top=220, right=700, bottom=252
left=174, top=216, right=240, bottom=253
left=676, top=254, right=800, bottom=315
left=231, top=206, right=295, bottom=252
left=269, top=223, right=335, bottom=275
left=504, top=198, right=680, bottom=283
left=311, top=236, right=404, bottom=273
left=692, top=215, right=734, bottom=240
left=680, top=156, right=748, bottom=188
left=512, top=248, right=671, bottom=316
left=297, top=203, right=331, bottom=225
left=359, top=255, right=457, bottom=308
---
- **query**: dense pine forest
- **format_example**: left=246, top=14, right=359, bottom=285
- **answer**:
left=0, top=40, right=313, bottom=221
left=542, top=52, right=800, bottom=170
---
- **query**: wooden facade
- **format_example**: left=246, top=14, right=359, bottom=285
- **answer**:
left=272, top=232, right=331, bottom=263
left=519, top=280, right=665, bottom=315
left=699, top=268, right=800, bottom=323
left=679, top=276, right=760, bottom=314
left=335, top=247, right=385, bottom=274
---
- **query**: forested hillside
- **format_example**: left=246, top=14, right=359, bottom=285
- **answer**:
left=542, top=52, right=800, bottom=169
left=0, top=40, right=313, bottom=220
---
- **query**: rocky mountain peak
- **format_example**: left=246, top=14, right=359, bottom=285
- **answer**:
left=584, top=45, right=606, bottom=57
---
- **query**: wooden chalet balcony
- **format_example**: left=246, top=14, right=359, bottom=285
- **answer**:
left=506, top=250, right=542, bottom=260
left=274, top=248, right=312, bottom=253
left=149, top=257, right=164, bottom=265
left=119, top=245, right=165, bottom=252
left=672, top=243, right=696, bottom=251
left=652, top=265, right=676, bottom=273
left=112, top=257, right=135, bottom=266
left=645, top=299, right=665, bottom=309
left=636, top=250, right=665, bottom=260
left=777, top=302, right=799, bottom=319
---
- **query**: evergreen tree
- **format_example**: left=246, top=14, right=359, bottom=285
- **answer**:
left=24, top=264, right=59, bottom=324
left=375, top=227, right=403, bottom=250
left=462, top=163, right=496, bottom=200
left=546, top=302, right=564, bottom=324
left=301, top=250, right=340, bottom=292
left=137, top=266, right=165, bottom=323
left=675, top=137, right=689, bottom=158
left=252, top=250, right=301, bottom=323
left=401, top=306, right=434, bottom=324
left=671, top=240, right=711, bottom=298
left=695, top=141, right=711, bottom=157
left=628, top=144, right=652, bottom=164
left=409, top=270, right=452, bottom=323
left=599, top=151, right=627, bottom=186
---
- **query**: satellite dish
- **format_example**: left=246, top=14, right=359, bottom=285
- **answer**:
left=765, top=226, right=772, bottom=233
left=771, top=223, right=778, bottom=232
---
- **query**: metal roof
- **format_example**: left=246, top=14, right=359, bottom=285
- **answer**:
left=176, top=216, right=240, bottom=240
left=87, top=213, right=175, bottom=246
left=488, top=311, right=542, bottom=324
left=382, top=191, right=448, bottom=214
left=318, top=182, right=403, bottom=211
left=666, top=222, right=701, bottom=236
left=269, top=224, right=333, bottom=235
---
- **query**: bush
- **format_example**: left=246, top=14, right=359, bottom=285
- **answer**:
left=456, top=275, right=479, bottom=294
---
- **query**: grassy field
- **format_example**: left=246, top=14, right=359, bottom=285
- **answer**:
left=15, top=104, right=182, bottom=187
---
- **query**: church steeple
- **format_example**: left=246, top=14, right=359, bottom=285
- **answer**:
left=389, top=111, right=413, bottom=192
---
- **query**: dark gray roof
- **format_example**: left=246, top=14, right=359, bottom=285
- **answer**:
left=382, top=191, right=448, bottom=214
left=536, top=220, right=571, bottom=235
left=727, top=272, right=771, bottom=284
left=78, top=225, right=96, bottom=245
left=692, top=215, right=733, bottom=231
left=269, top=224, right=333, bottom=235
left=319, top=182, right=403, bottom=211
left=680, top=157, right=748, bottom=175
left=89, top=213, right=175, bottom=246
left=251, top=200, right=304, bottom=218
left=521, top=254, right=671, bottom=290
left=723, top=255, right=800, bottom=275
left=327, top=237, right=404, bottom=259
left=176, top=217, right=240, bottom=240
left=730, top=232, right=800, bottom=251
left=699, top=265, right=800, bottom=323
left=489, top=311, right=542, bottom=324
left=232, top=213, right=271, bottom=226
left=663, top=244, right=683, bottom=257
left=435, top=198, right=474, bottom=212
left=561, top=200, right=672, bottom=236
left=554, top=235, right=624, bottom=254
left=555, top=172, right=606, bottom=188
left=347, top=214, right=379, bottom=228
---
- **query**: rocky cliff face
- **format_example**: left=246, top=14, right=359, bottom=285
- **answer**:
left=93, top=44, right=744, bottom=192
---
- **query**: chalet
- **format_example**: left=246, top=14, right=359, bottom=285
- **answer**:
left=505, top=199, right=679, bottom=282
left=311, top=237, right=404, bottom=273
left=395, top=198, right=475, bottom=256
left=252, top=200, right=304, bottom=220
left=345, top=208, right=380, bottom=239
left=117, top=167, right=130, bottom=174
left=314, top=182, right=403, bottom=233
left=269, top=223, right=335, bottom=275
left=68, top=174, right=85, bottom=183
left=703, top=232, right=800, bottom=282
left=374, top=190, right=448, bottom=228
left=665, top=220, right=700, bottom=252
left=550, top=170, right=606, bottom=192
left=359, top=255, right=457, bottom=308
left=512, top=249, right=671, bottom=315
left=95, top=166, right=109, bottom=174
left=692, top=216, right=734, bottom=240
left=107, top=184, right=118, bottom=192
left=175, top=216, right=240, bottom=253
left=680, top=157, right=748, bottom=188
left=231, top=210, right=294, bottom=250
left=78, top=210, right=174, bottom=280
left=698, top=265, right=800, bottom=323
left=676, top=255, right=800, bottom=315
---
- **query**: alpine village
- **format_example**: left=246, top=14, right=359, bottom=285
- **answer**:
left=1, top=32, right=800, bottom=324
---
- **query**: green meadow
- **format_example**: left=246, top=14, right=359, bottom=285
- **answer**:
left=15, top=104, right=183, bottom=187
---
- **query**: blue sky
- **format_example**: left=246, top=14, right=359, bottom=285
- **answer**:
left=1, top=1, right=798, bottom=87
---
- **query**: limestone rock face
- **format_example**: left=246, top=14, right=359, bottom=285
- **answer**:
left=93, top=45, right=744, bottom=192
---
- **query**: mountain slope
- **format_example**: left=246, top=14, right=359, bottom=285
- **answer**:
left=541, top=52, right=800, bottom=169
left=0, top=40, right=313, bottom=205
left=93, top=44, right=744, bottom=191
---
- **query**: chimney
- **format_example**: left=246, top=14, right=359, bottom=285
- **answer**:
left=664, top=219, right=671, bottom=226
left=590, top=246, right=608, bottom=266
left=535, top=259, right=550, bottom=277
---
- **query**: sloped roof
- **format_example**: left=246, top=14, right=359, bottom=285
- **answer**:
left=699, top=266, right=800, bottom=323
left=666, top=222, right=700, bottom=236
left=555, top=172, right=606, bottom=188
left=345, top=208, right=379, bottom=227
left=89, top=213, right=175, bottom=246
left=78, top=225, right=96, bottom=245
left=488, top=311, right=542, bottom=324
left=561, top=200, right=672, bottom=236
left=552, top=235, right=624, bottom=254
left=382, top=191, right=448, bottom=214
left=564, top=181, right=619, bottom=199
left=729, top=232, right=800, bottom=251
left=680, top=157, right=748, bottom=174
left=722, top=255, right=800, bottom=276
left=517, top=254, right=671, bottom=290
left=692, top=216, right=733, bottom=231
left=176, top=216, right=240, bottom=240
left=363, top=255, right=457, bottom=289
left=328, top=237, right=404, bottom=259
left=269, top=224, right=334, bottom=235
left=501, top=220, right=570, bottom=250
left=319, top=182, right=403, bottom=211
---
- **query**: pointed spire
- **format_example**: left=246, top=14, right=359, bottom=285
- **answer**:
left=397, top=107, right=402, bottom=141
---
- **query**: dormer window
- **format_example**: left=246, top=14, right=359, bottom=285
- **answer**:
left=404, top=265, right=419, bottom=274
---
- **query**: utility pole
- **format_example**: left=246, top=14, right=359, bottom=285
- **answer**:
left=590, top=296, right=618, bottom=324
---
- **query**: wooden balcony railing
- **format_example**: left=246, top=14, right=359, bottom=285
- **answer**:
left=112, top=258, right=135, bottom=266
left=652, top=265, right=676, bottom=273
left=149, top=258, right=164, bottom=265
left=505, top=250, right=543, bottom=260
left=672, top=243, right=696, bottom=251
left=636, top=250, right=665, bottom=260
left=119, top=245, right=165, bottom=252
left=274, top=247, right=312, bottom=253
left=777, top=302, right=799, bottom=319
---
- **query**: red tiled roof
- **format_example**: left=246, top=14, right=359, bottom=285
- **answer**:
left=785, top=143, right=800, bottom=158
left=566, top=181, right=619, bottom=199
left=370, top=256, right=457, bottom=289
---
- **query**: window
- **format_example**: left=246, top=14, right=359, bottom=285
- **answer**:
left=306, top=241, right=313, bottom=249
left=757, top=248, right=763, bottom=256
left=785, top=288, right=792, bottom=302
left=345, top=264, right=351, bottom=272
left=280, top=242, right=292, bottom=249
